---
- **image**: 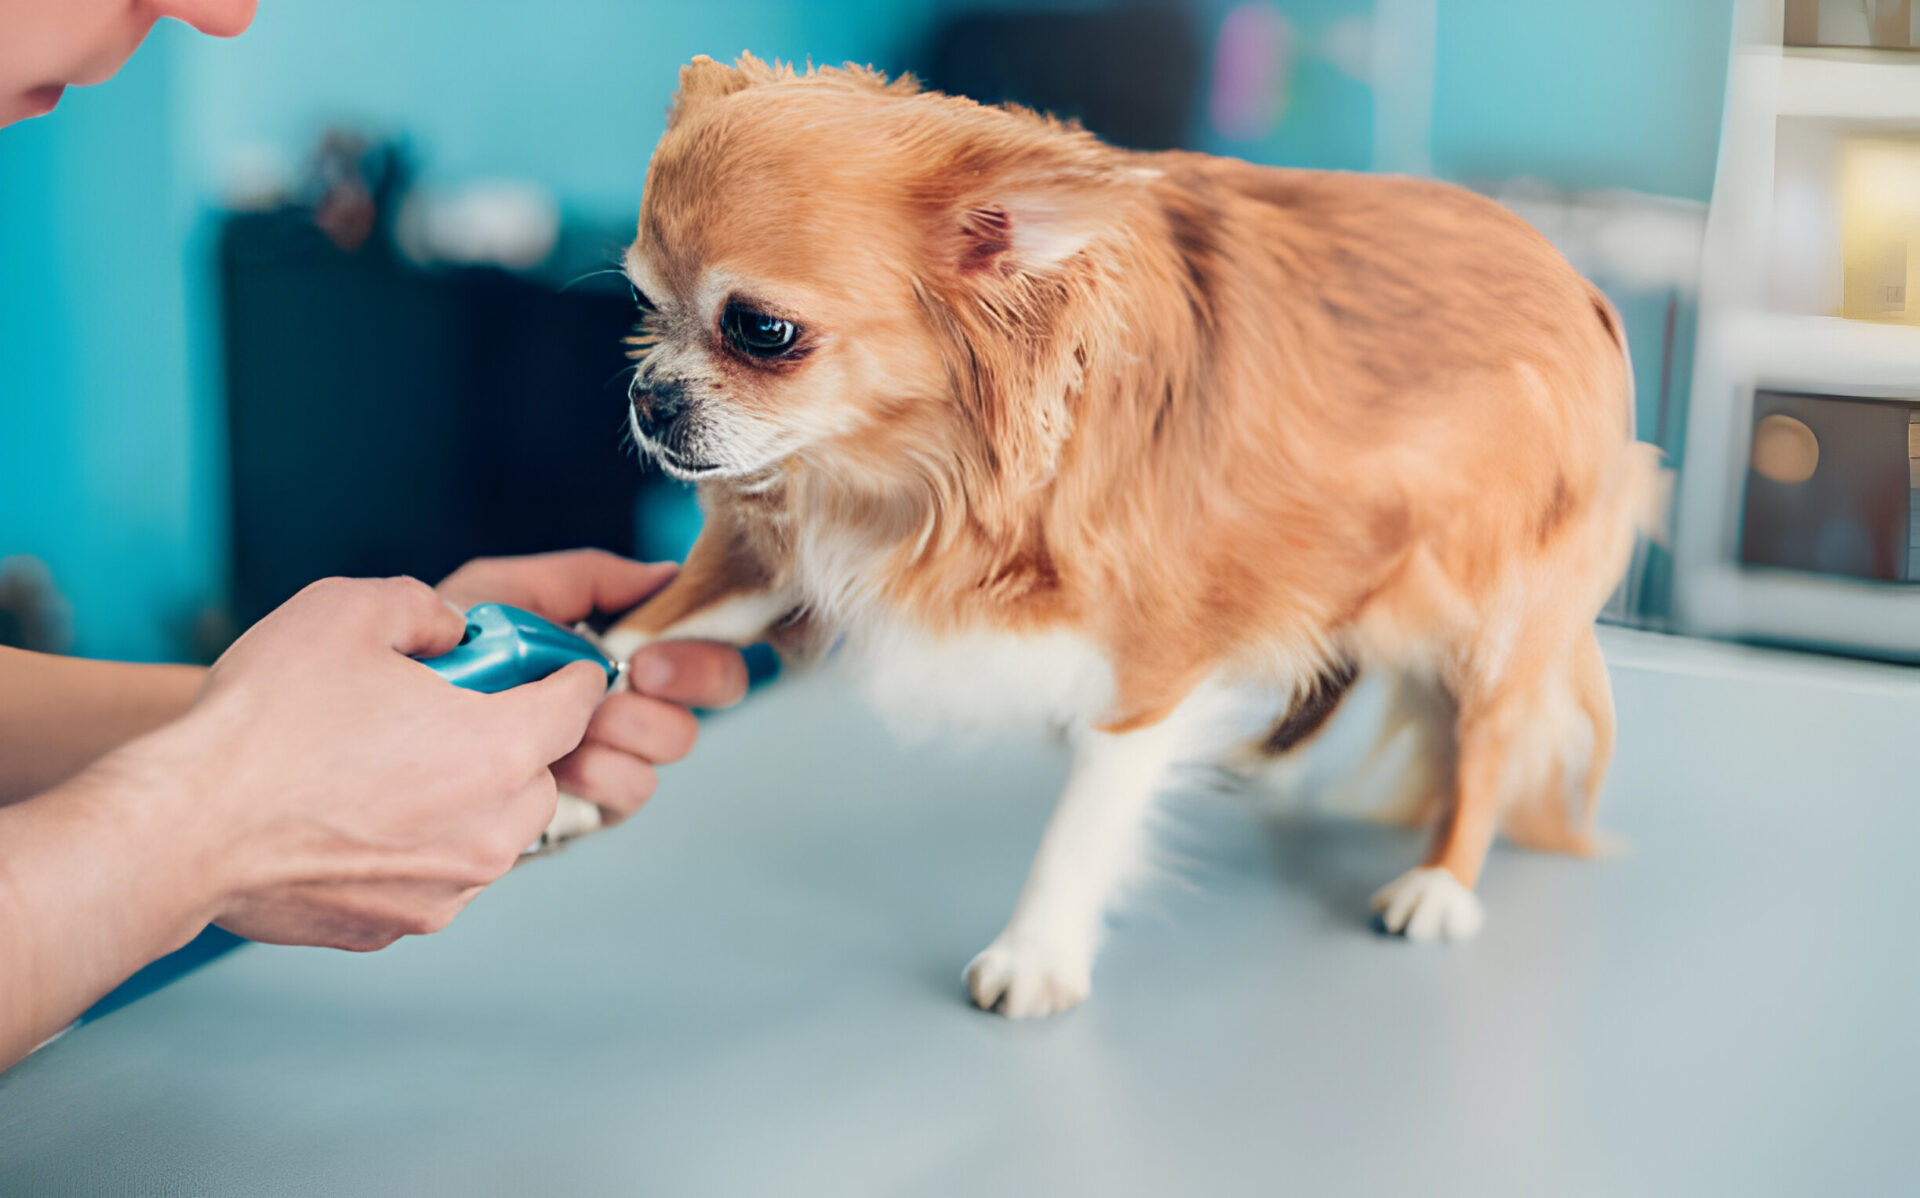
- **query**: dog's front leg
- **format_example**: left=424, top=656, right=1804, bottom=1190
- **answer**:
left=965, top=717, right=1188, bottom=1017
left=598, top=517, right=793, bottom=662
left=538, top=520, right=793, bottom=852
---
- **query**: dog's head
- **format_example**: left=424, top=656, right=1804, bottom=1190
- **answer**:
left=622, top=54, right=1143, bottom=507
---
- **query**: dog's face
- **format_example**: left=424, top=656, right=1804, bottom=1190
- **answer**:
left=620, top=64, right=940, bottom=483
left=622, top=56, right=1130, bottom=494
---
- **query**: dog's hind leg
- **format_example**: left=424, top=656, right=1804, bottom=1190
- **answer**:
left=1371, top=613, right=1572, bottom=942
left=965, top=712, right=1192, bottom=1018
left=1501, top=626, right=1614, bottom=857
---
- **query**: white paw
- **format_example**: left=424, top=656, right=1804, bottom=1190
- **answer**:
left=1371, top=866, right=1485, bottom=942
left=524, top=792, right=604, bottom=856
left=512, top=625, right=633, bottom=859
left=594, top=626, right=651, bottom=688
left=964, top=938, right=1092, bottom=1019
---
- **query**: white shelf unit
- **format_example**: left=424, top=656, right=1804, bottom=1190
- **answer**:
left=1724, top=312, right=1920, bottom=391
left=1777, top=46, right=1920, bottom=118
left=1674, top=0, right=1920, bottom=658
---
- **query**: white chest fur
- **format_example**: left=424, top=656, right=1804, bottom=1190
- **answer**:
left=786, top=519, right=1116, bottom=738
left=833, top=616, right=1116, bottom=741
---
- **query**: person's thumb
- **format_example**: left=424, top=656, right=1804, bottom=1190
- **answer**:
left=482, top=660, right=609, bottom=769
left=585, top=556, right=680, bottom=617
left=369, top=575, right=469, bottom=659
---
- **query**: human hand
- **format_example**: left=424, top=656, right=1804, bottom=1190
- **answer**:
left=436, top=550, right=748, bottom=824
left=152, top=575, right=607, bottom=950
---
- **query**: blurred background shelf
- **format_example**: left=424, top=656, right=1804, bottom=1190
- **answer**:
left=1724, top=312, right=1920, bottom=389
left=1678, top=562, right=1920, bottom=657
left=1778, top=46, right=1920, bottom=119
left=1675, top=0, right=1920, bottom=659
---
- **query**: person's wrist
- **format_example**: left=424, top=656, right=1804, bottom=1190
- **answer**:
left=68, top=718, right=245, bottom=946
left=0, top=725, right=236, bottom=1064
left=143, top=662, right=209, bottom=725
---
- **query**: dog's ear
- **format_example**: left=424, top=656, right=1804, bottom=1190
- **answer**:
left=952, top=186, right=1118, bottom=279
left=918, top=184, right=1121, bottom=502
left=925, top=151, right=1139, bottom=503
left=669, top=53, right=782, bottom=128
left=671, top=55, right=914, bottom=129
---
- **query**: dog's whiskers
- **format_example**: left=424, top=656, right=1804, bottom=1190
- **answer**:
left=559, top=265, right=629, bottom=292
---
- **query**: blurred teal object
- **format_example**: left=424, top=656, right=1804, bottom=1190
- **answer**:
left=632, top=474, right=706, bottom=566
left=416, top=603, right=618, bottom=693
left=80, top=926, right=245, bottom=1025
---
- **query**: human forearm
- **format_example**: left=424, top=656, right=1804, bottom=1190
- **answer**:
left=0, top=647, right=205, bottom=804
left=0, top=737, right=223, bottom=1070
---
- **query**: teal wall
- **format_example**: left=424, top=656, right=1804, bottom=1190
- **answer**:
left=0, top=0, right=1734, bottom=661
left=1430, top=0, right=1734, bottom=202
left=0, top=33, right=212, bottom=662
left=170, top=0, right=928, bottom=226
left=1, top=3, right=937, bottom=661
left=1189, top=0, right=1734, bottom=199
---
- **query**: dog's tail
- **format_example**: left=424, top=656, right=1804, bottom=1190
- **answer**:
left=1590, top=285, right=1673, bottom=634
left=1626, top=439, right=1674, bottom=546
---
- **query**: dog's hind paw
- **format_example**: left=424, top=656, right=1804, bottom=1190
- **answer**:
left=1371, top=866, right=1485, bottom=942
left=964, top=938, right=1091, bottom=1019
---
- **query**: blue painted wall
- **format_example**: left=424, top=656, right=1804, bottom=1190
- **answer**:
left=0, top=33, right=210, bottom=662
left=170, top=0, right=931, bottom=226
left=1430, top=0, right=1734, bottom=201
left=1, top=3, right=938, bottom=661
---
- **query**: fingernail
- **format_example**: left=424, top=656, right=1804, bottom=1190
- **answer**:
left=634, top=653, right=673, bottom=693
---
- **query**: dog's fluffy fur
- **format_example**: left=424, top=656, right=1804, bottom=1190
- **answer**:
left=603, top=55, right=1662, bottom=1016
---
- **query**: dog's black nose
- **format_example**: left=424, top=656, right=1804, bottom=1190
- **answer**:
left=630, top=380, right=688, bottom=438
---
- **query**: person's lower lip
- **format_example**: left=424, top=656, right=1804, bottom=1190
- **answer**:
left=22, top=84, right=66, bottom=116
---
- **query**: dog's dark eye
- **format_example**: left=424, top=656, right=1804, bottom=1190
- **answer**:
left=721, top=303, right=799, bottom=359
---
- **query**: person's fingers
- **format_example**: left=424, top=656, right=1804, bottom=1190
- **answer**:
left=626, top=641, right=749, bottom=709
left=578, top=691, right=700, bottom=765
left=367, top=575, right=468, bottom=658
left=496, top=769, right=562, bottom=864
left=443, top=551, right=679, bottom=626
left=557, top=551, right=679, bottom=622
left=218, top=880, right=460, bottom=949
left=552, top=746, right=659, bottom=824
left=480, top=660, right=608, bottom=769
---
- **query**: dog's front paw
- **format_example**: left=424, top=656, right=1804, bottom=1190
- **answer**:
left=964, top=937, right=1091, bottom=1019
left=523, top=792, right=603, bottom=856
left=1371, top=866, right=1485, bottom=942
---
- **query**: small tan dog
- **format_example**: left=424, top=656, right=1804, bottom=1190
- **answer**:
left=595, top=54, right=1660, bottom=1017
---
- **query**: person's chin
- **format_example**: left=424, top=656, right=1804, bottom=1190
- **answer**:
left=5, top=85, right=66, bottom=124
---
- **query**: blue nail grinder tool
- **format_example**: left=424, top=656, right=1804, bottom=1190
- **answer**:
left=416, top=602, right=620, bottom=692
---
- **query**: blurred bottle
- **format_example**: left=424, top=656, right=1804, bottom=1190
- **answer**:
left=1838, top=136, right=1920, bottom=323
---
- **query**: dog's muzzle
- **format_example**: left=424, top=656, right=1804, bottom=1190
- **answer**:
left=629, top=379, right=689, bottom=441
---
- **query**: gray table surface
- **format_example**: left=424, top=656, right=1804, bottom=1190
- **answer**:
left=2, top=628, right=1915, bottom=1197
